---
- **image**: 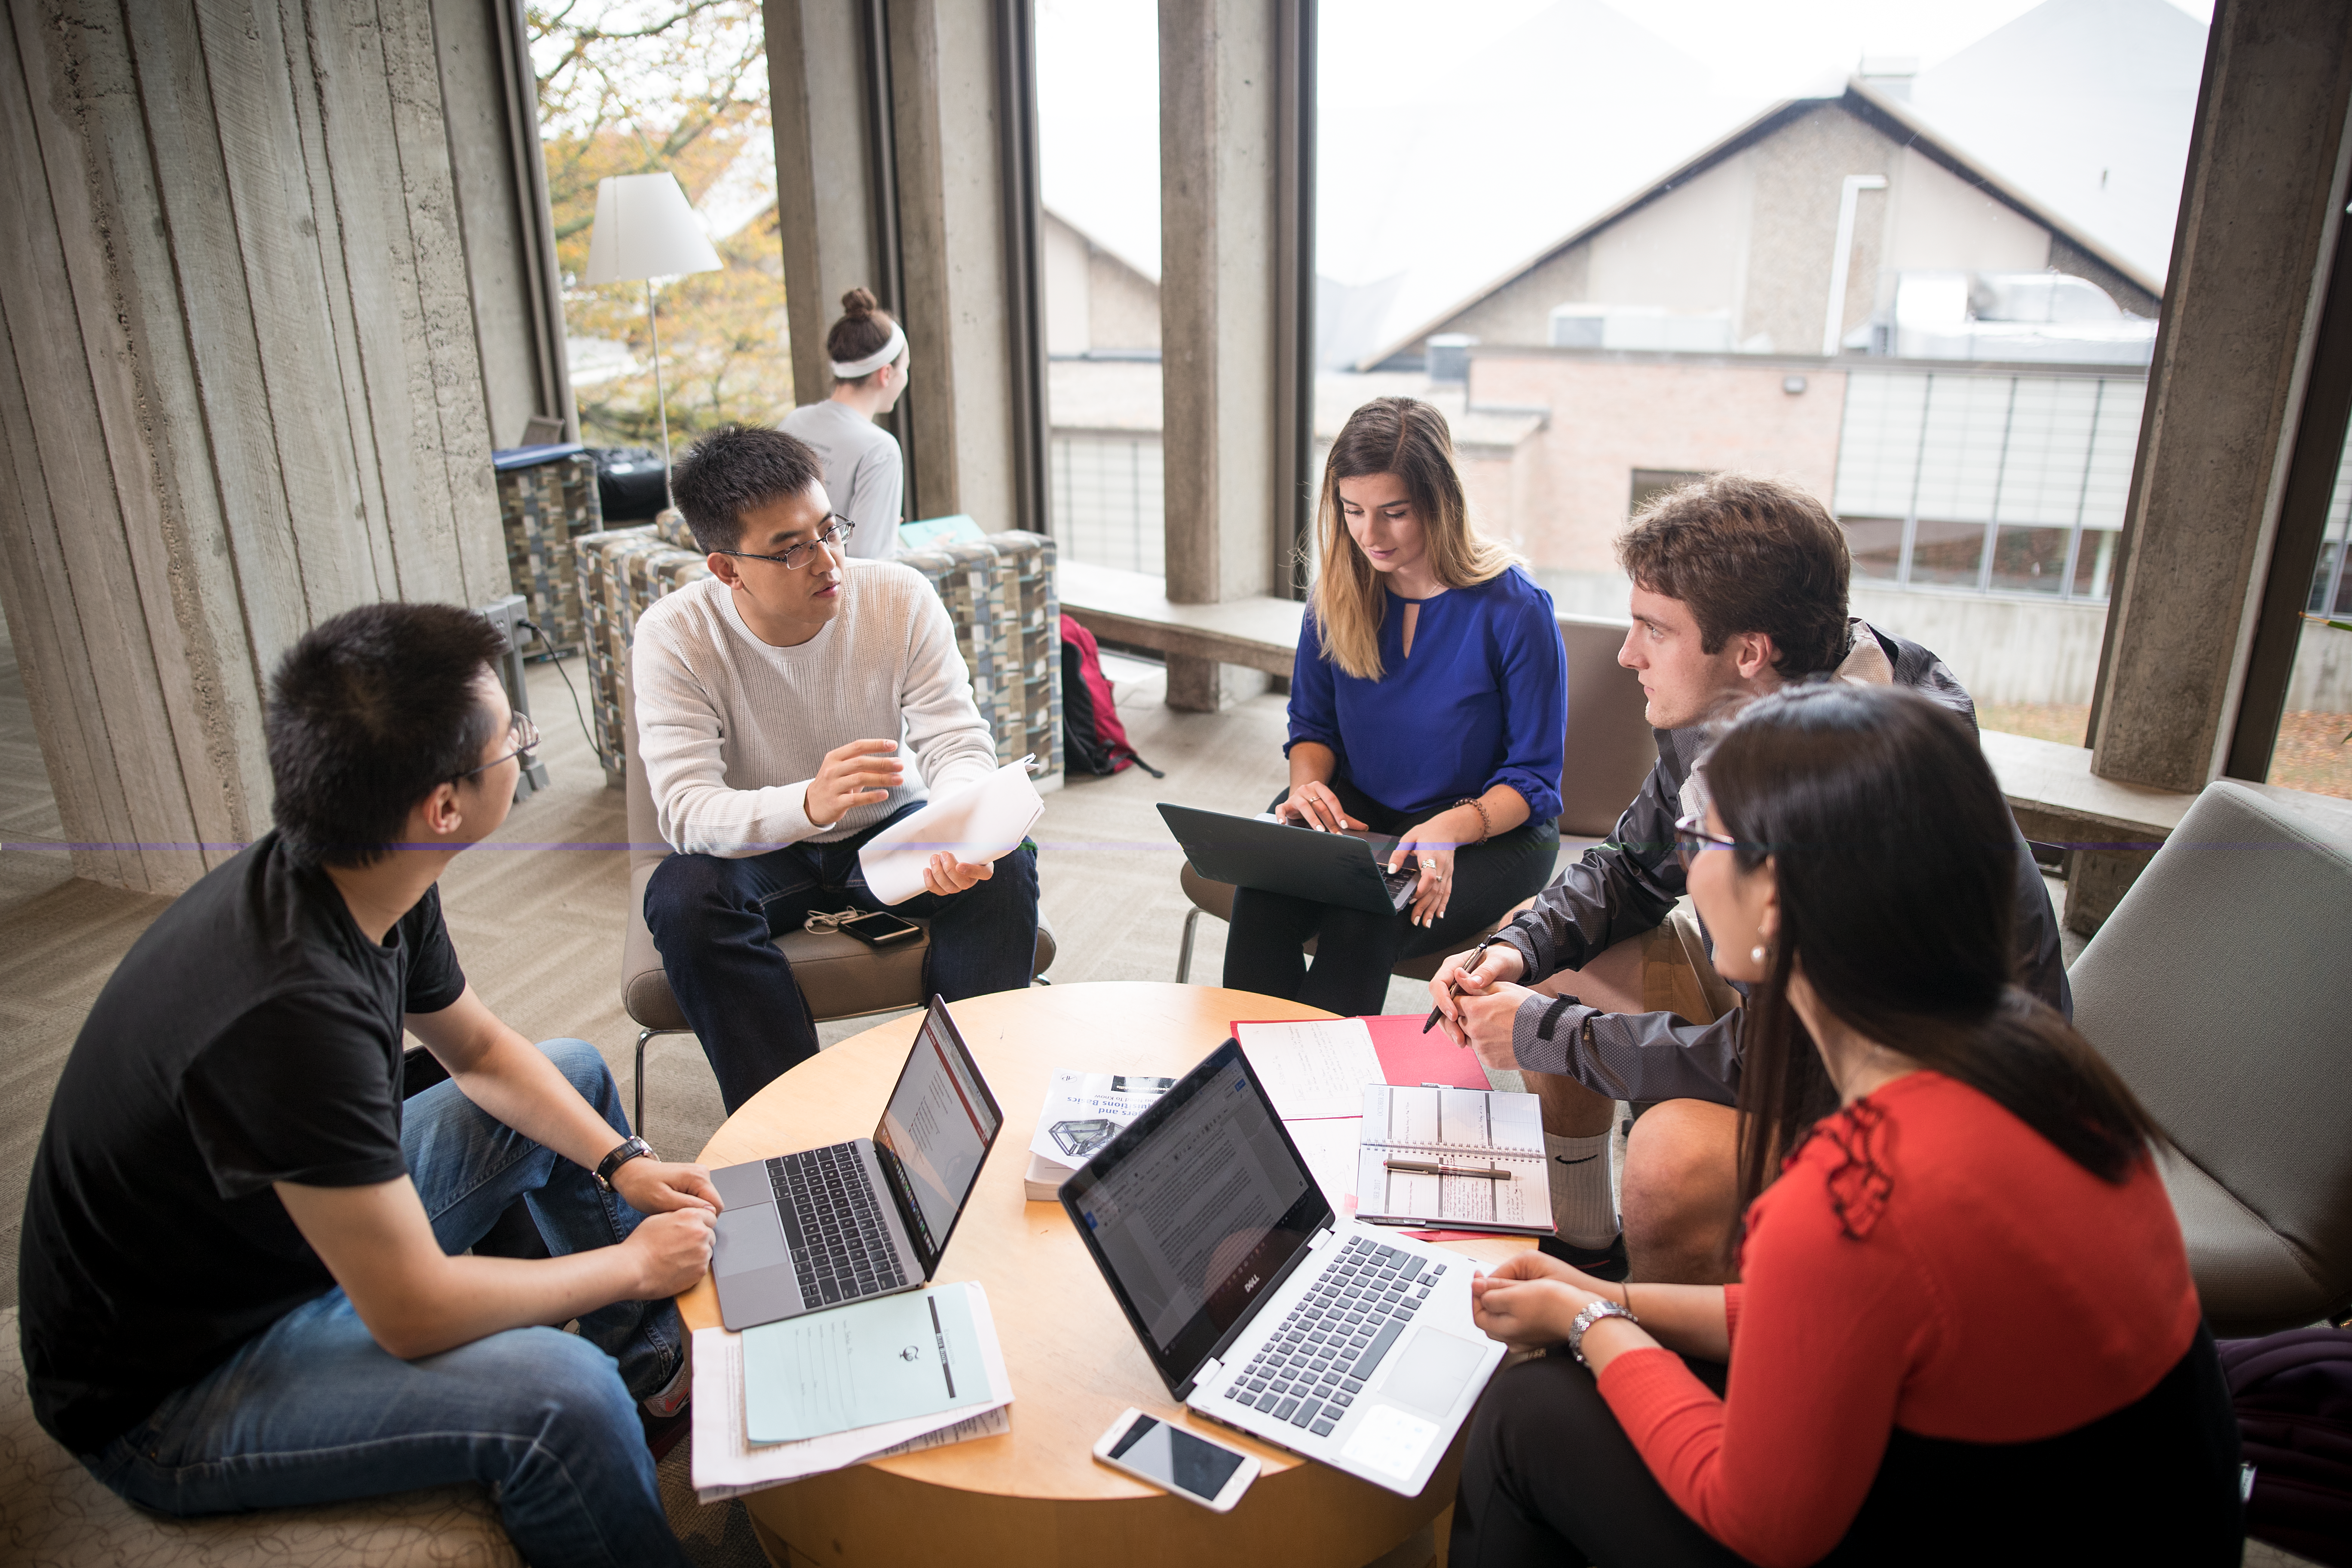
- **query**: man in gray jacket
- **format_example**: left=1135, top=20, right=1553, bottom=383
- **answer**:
left=1430, top=474, right=2067, bottom=1283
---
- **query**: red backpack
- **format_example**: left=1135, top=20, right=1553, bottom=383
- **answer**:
left=1059, top=613, right=1160, bottom=778
left=2221, top=1327, right=2352, bottom=1566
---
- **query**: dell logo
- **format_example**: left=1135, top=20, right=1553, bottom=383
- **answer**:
left=1244, top=1274, right=1261, bottom=1292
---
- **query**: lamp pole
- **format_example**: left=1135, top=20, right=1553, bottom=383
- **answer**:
left=646, top=276, right=676, bottom=513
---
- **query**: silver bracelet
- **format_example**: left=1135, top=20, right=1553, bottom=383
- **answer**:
left=1568, top=1296, right=1639, bottom=1366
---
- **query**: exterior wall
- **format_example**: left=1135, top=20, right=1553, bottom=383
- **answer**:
left=1882, top=144, right=2052, bottom=278
left=1583, top=150, right=1755, bottom=321
left=1468, top=351, right=1848, bottom=576
left=1087, top=248, right=1162, bottom=351
left=1743, top=103, right=1897, bottom=355
left=1418, top=242, right=1591, bottom=355
left=1043, top=211, right=1092, bottom=356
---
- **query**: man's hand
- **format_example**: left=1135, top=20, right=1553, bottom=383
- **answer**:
left=1273, top=779, right=1364, bottom=833
left=1470, top=1251, right=1614, bottom=1351
left=1429, top=942, right=1531, bottom=1069
left=921, top=851, right=995, bottom=897
left=806, top=739, right=903, bottom=828
left=622, top=1208, right=718, bottom=1299
left=609, top=1156, right=722, bottom=1218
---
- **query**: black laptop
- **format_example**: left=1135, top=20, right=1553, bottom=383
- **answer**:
left=1158, top=803, right=1419, bottom=915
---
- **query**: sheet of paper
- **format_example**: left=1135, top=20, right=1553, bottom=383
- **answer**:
left=1284, top=1116, right=1366, bottom=1215
left=689, top=1283, right=1013, bottom=1502
left=743, top=1283, right=989, bottom=1443
left=1355, top=1084, right=1552, bottom=1232
left=858, top=757, right=1045, bottom=906
left=1025, top=1068, right=1179, bottom=1166
left=1234, top=1017, right=1384, bottom=1120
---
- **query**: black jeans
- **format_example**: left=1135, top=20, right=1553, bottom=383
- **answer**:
left=1221, top=776, right=1558, bottom=1018
left=643, top=802, right=1041, bottom=1112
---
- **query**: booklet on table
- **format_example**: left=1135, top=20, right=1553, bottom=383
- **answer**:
left=1021, top=1068, right=1179, bottom=1200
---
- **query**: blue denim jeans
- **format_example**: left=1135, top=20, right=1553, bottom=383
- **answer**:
left=83, top=1039, right=691, bottom=1568
left=644, top=802, right=1042, bottom=1112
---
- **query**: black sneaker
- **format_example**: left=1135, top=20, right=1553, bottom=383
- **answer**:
left=1539, top=1231, right=1629, bottom=1282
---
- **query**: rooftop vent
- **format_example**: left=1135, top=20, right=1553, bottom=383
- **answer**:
left=1858, top=55, right=1919, bottom=99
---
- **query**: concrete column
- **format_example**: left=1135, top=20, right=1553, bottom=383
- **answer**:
left=0, top=0, right=512, bottom=894
left=765, top=0, right=887, bottom=415
left=2090, top=0, right=2352, bottom=792
left=1159, top=0, right=1283, bottom=710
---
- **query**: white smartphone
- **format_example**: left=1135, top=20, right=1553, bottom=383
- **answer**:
left=1090, top=1406, right=1260, bottom=1512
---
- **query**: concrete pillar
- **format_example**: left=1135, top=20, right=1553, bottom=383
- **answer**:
left=0, top=0, right=513, bottom=894
left=2089, top=0, right=2352, bottom=793
left=1158, top=0, right=1283, bottom=710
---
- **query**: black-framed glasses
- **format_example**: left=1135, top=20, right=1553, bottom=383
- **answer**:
left=715, top=515, right=856, bottom=571
left=458, top=711, right=540, bottom=781
left=1673, top=811, right=1740, bottom=872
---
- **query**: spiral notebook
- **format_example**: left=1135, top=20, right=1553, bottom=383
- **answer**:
left=1353, top=1084, right=1553, bottom=1236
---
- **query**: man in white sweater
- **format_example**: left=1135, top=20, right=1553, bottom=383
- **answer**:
left=634, top=425, right=1039, bottom=1111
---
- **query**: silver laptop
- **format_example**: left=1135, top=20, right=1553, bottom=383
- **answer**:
left=1060, top=1040, right=1505, bottom=1498
left=707, top=996, right=1002, bottom=1331
left=1158, top=803, right=1419, bottom=916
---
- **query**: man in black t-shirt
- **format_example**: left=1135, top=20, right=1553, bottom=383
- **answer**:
left=18, top=603, right=717, bottom=1568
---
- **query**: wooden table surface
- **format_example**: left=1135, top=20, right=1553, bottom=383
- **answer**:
left=678, top=981, right=1530, bottom=1567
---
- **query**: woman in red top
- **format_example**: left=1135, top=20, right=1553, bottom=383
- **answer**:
left=1449, top=683, right=2242, bottom=1566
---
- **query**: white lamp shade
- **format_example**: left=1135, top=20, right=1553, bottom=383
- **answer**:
left=581, top=173, right=723, bottom=285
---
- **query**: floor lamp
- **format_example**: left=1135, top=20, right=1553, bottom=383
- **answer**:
left=581, top=173, right=723, bottom=527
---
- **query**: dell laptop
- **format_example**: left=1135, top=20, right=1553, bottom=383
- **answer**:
left=1061, top=1040, right=1505, bottom=1498
left=1158, top=803, right=1419, bottom=916
left=708, top=996, right=1003, bottom=1331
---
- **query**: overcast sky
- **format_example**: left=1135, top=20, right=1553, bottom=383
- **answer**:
left=1038, top=0, right=2213, bottom=330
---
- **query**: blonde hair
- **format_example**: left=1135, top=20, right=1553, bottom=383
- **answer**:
left=1309, top=397, right=1519, bottom=680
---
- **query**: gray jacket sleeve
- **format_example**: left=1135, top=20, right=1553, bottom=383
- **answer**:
left=1507, top=992, right=1745, bottom=1107
left=1491, top=737, right=1688, bottom=985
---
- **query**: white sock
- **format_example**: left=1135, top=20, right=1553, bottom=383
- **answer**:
left=1546, top=1131, right=1619, bottom=1250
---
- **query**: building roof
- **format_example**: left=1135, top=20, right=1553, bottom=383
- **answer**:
left=1357, top=79, right=2170, bottom=372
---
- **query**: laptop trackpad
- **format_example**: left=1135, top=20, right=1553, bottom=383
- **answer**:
left=713, top=1207, right=790, bottom=1276
left=1377, top=1328, right=1485, bottom=1417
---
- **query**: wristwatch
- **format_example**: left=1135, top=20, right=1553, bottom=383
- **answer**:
left=594, top=1135, right=654, bottom=1192
left=1568, top=1296, right=1639, bottom=1366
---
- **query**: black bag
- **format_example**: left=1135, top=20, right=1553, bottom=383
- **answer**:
left=588, top=446, right=670, bottom=523
left=2221, top=1326, right=2352, bottom=1566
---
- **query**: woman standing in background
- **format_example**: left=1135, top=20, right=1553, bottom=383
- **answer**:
left=779, top=288, right=908, bottom=560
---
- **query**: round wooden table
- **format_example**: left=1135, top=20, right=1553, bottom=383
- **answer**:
left=677, top=981, right=1531, bottom=1568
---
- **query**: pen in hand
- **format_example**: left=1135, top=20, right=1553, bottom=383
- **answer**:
left=1424, top=934, right=1502, bottom=1034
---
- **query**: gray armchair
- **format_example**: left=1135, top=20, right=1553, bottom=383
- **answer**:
left=620, top=680, right=1054, bottom=1134
left=2069, top=778, right=2352, bottom=1334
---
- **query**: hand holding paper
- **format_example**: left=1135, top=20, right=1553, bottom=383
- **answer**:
left=858, top=757, right=1044, bottom=906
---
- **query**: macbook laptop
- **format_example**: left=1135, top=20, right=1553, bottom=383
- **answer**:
left=707, top=996, right=1003, bottom=1331
left=1060, top=1040, right=1505, bottom=1498
left=1158, top=803, right=1420, bottom=916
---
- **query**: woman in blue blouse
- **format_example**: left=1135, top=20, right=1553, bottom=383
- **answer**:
left=1225, top=397, right=1567, bottom=1017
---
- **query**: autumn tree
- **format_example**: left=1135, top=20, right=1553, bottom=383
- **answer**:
left=529, top=1, right=795, bottom=446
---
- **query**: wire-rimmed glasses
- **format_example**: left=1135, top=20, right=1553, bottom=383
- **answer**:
left=714, top=515, right=857, bottom=571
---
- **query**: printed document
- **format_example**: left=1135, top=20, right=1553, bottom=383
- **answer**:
left=1026, top=1069, right=1177, bottom=1167
left=743, top=1282, right=991, bottom=1443
left=858, top=757, right=1044, bottom=905
left=1234, top=1017, right=1384, bottom=1120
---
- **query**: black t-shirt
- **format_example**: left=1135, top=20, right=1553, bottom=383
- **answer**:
left=17, top=832, right=466, bottom=1453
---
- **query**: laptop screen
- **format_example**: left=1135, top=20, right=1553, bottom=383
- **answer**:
left=1060, top=1040, right=1332, bottom=1394
left=873, top=998, right=1003, bottom=1275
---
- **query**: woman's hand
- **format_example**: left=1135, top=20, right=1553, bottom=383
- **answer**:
left=1469, top=1251, right=1618, bottom=1351
left=1274, top=778, right=1365, bottom=833
left=1390, top=810, right=1474, bottom=927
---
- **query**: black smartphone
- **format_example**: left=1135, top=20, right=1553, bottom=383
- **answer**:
left=836, top=909, right=922, bottom=946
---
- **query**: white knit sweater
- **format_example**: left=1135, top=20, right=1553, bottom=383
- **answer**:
left=630, top=565, right=999, bottom=856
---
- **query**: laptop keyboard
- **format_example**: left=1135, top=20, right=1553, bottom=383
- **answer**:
left=1221, top=1235, right=1442, bottom=1438
left=1381, top=865, right=1418, bottom=910
left=766, top=1143, right=908, bottom=1307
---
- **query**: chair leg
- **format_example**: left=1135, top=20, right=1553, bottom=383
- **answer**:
left=1176, top=906, right=1202, bottom=984
left=633, top=1027, right=695, bottom=1139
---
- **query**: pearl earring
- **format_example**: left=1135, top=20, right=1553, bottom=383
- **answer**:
left=1751, top=944, right=1767, bottom=963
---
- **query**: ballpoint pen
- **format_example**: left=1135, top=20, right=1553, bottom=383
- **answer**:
left=1423, top=933, right=1503, bottom=1033
left=1383, top=1159, right=1510, bottom=1180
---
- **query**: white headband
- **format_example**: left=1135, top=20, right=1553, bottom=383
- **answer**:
left=830, top=320, right=906, bottom=380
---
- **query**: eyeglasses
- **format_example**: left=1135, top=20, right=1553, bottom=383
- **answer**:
left=458, top=711, right=540, bottom=781
left=715, top=516, right=857, bottom=571
left=1672, top=811, right=1741, bottom=872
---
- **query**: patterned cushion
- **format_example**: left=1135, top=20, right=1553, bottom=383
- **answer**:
left=0, top=1308, right=520, bottom=1567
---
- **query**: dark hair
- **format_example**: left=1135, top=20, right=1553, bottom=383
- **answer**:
left=1707, top=683, right=2159, bottom=1227
left=1617, top=473, right=1851, bottom=677
left=826, top=286, right=900, bottom=383
left=671, top=423, right=825, bottom=554
left=266, top=603, right=509, bottom=868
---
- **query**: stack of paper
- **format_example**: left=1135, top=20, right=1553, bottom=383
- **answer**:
left=858, top=757, right=1044, bottom=906
left=689, top=1280, right=1013, bottom=1503
left=1022, top=1069, right=1177, bottom=1200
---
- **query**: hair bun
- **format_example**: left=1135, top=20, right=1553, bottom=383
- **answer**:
left=840, top=286, right=878, bottom=318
